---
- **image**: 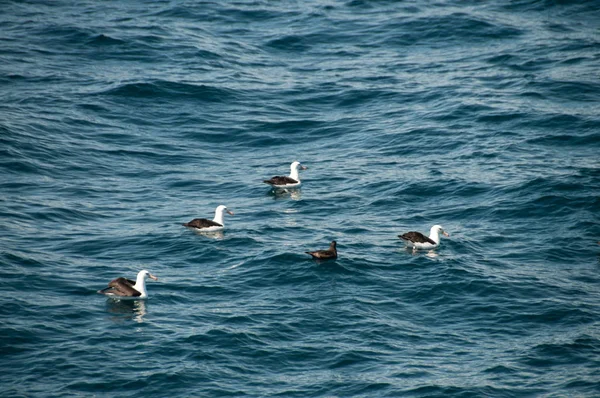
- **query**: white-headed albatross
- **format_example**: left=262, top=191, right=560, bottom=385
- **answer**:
left=182, top=205, right=234, bottom=232
left=399, top=225, right=449, bottom=250
left=263, top=161, right=307, bottom=189
left=97, top=270, right=158, bottom=299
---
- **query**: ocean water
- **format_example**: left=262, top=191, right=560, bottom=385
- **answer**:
left=1, top=0, right=599, bottom=396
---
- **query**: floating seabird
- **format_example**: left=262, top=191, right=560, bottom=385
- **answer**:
left=306, top=241, right=337, bottom=260
left=399, top=225, right=449, bottom=250
left=182, top=205, right=234, bottom=232
left=97, top=270, right=158, bottom=299
left=264, top=161, right=307, bottom=188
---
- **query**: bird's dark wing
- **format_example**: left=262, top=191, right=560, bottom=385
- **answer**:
left=182, top=218, right=223, bottom=228
left=263, top=176, right=298, bottom=185
left=306, top=250, right=337, bottom=259
left=106, top=277, right=141, bottom=297
left=399, top=231, right=435, bottom=244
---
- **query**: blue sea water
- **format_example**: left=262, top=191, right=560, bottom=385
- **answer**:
left=1, top=0, right=599, bottom=396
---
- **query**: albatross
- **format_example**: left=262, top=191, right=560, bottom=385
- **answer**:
left=263, top=161, right=307, bottom=189
left=306, top=241, right=337, bottom=260
left=97, top=270, right=158, bottom=299
left=182, top=205, right=234, bottom=232
left=399, top=225, right=449, bottom=250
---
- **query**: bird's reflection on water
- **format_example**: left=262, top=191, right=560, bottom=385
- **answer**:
left=105, top=299, right=147, bottom=323
left=401, top=247, right=439, bottom=258
left=194, top=230, right=224, bottom=240
left=425, top=250, right=439, bottom=258
left=269, top=188, right=302, bottom=201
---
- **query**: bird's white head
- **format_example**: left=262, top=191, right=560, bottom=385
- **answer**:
left=290, top=161, right=307, bottom=181
left=138, top=269, right=158, bottom=282
left=431, top=225, right=450, bottom=237
left=291, top=161, right=308, bottom=171
left=213, top=205, right=234, bottom=225
left=216, top=204, right=234, bottom=216
left=133, top=270, right=158, bottom=297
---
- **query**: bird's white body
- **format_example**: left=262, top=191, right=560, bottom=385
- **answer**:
left=288, top=161, right=302, bottom=183
left=131, top=270, right=151, bottom=298
left=206, top=205, right=229, bottom=231
left=273, top=181, right=301, bottom=189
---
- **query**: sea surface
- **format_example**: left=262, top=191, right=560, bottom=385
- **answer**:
left=1, top=1, right=599, bottom=397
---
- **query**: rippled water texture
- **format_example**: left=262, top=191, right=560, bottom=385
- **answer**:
left=1, top=1, right=599, bottom=396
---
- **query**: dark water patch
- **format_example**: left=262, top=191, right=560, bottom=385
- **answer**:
left=3, top=74, right=27, bottom=81
left=32, top=24, right=96, bottom=47
left=503, top=0, right=600, bottom=15
left=433, top=103, right=495, bottom=121
left=245, top=118, right=327, bottom=141
left=522, top=335, right=600, bottom=367
left=397, top=128, right=469, bottom=153
left=219, top=6, right=298, bottom=23
left=152, top=5, right=204, bottom=19
left=192, top=48, right=223, bottom=61
left=561, top=379, right=600, bottom=394
left=266, top=34, right=314, bottom=52
left=77, top=102, right=110, bottom=113
left=403, top=384, right=517, bottom=397
left=486, top=53, right=519, bottom=66
left=381, top=13, right=522, bottom=47
left=559, top=55, right=595, bottom=66
left=476, top=111, right=526, bottom=124
left=87, top=34, right=125, bottom=46
left=397, top=178, right=491, bottom=206
left=0, top=157, right=44, bottom=176
left=520, top=306, right=596, bottom=328
left=483, top=364, right=518, bottom=375
left=98, top=81, right=239, bottom=103
left=336, top=88, right=401, bottom=108
left=0, top=251, right=46, bottom=272
left=0, top=326, right=39, bottom=356
left=526, top=131, right=600, bottom=148
left=525, top=79, right=600, bottom=102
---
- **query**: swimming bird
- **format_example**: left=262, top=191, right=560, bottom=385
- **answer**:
left=264, top=161, right=307, bottom=188
left=97, top=270, right=158, bottom=299
left=399, top=225, right=449, bottom=250
left=306, top=241, right=337, bottom=260
left=182, top=205, right=234, bottom=232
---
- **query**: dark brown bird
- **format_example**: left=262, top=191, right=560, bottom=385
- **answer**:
left=306, top=241, right=337, bottom=260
